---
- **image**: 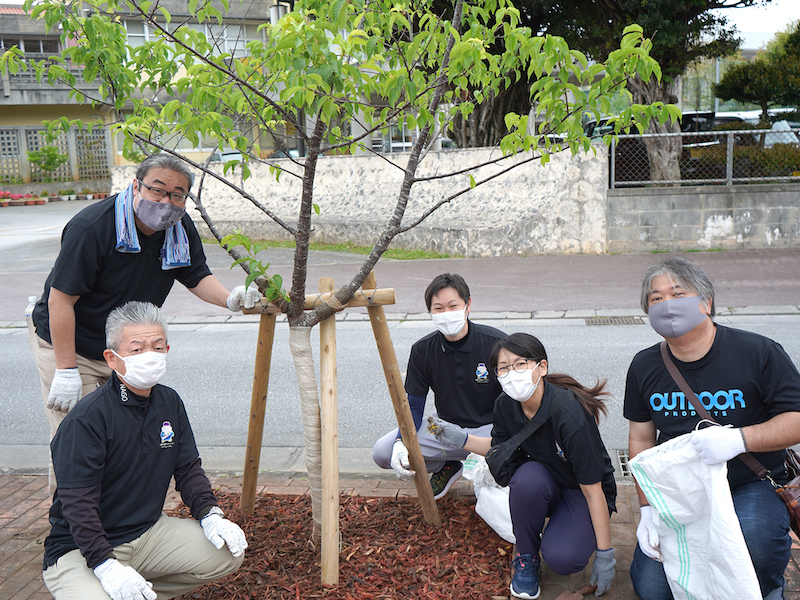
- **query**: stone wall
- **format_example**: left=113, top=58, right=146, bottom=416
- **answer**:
left=115, top=146, right=609, bottom=258
left=113, top=148, right=800, bottom=256
left=607, top=183, right=800, bottom=253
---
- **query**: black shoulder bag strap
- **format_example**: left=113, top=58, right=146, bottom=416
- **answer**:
left=489, top=388, right=573, bottom=455
left=659, top=341, right=769, bottom=479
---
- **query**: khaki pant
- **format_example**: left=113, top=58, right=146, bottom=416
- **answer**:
left=27, top=317, right=112, bottom=495
left=43, top=513, right=244, bottom=600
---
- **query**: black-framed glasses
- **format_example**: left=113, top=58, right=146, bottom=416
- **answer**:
left=494, top=359, right=535, bottom=377
left=138, top=180, right=189, bottom=205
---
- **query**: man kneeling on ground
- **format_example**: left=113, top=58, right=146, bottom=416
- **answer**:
left=42, top=301, right=246, bottom=600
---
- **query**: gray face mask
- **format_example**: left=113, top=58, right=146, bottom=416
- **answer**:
left=135, top=195, right=185, bottom=231
left=648, top=296, right=708, bottom=338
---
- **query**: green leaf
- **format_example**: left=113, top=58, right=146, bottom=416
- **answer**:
left=313, top=203, right=320, bottom=215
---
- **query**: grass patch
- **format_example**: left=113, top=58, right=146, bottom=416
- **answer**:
left=207, top=238, right=459, bottom=260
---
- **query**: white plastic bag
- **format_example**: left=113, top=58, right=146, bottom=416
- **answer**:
left=629, top=433, right=761, bottom=600
left=462, top=453, right=515, bottom=543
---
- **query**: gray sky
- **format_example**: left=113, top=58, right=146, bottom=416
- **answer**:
left=716, top=0, right=800, bottom=49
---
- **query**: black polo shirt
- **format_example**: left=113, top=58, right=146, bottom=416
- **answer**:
left=44, top=374, right=215, bottom=567
left=33, top=195, right=212, bottom=360
left=492, top=381, right=617, bottom=513
left=405, top=321, right=506, bottom=428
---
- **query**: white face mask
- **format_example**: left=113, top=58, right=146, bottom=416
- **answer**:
left=431, top=308, right=467, bottom=337
left=498, top=362, right=542, bottom=402
left=112, top=350, right=167, bottom=390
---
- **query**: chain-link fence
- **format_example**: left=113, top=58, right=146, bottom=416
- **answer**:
left=610, top=129, right=800, bottom=188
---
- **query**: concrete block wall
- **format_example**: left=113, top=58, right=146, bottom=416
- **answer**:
left=607, top=184, right=800, bottom=253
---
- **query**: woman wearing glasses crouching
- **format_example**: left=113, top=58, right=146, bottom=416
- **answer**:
left=429, top=333, right=616, bottom=599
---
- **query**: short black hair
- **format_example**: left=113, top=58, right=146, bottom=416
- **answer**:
left=424, top=273, right=470, bottom=311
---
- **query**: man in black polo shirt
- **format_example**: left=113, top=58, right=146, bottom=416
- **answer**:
left=43, top=301, right=246, bottom=600
left=372, top=273, right=506, bottom=499
left=28, top=154, right=259, bottom=494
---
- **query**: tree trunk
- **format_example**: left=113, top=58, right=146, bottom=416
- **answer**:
left=288, top=326, right=323, bottom=542
left=630, top=75, right=683, bottom=184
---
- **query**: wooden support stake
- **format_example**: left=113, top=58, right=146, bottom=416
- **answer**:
left=362, top=272, right=441, bottom=526
left=241, top=312, right=277, bottom=515
left=319, top=277, right=340, bottom=584
left=243, top=288, right=396, bottom=314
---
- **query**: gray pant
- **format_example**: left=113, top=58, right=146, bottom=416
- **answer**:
left=43, top=513, right=243, bottom=600
left=372, top=422, right=493, bottom=473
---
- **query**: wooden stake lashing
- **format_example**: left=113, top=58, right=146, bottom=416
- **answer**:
left=319, top=277, right=340, bottom=584
left=362, top=272, right=442, bottom=527
left=241, top=312, right=277, bottom=515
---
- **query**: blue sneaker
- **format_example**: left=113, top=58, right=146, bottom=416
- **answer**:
left=510, top=553, right=540, bottom=599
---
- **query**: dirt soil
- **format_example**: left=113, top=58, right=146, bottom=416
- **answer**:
left=170, top=492, right=516, bottom=599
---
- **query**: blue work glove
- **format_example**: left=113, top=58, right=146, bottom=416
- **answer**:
left=427, top=415, right=468, bottom=448
left=589, top=547, right=616, bottom=596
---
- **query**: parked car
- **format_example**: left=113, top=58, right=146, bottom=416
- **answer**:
left=209, top=150, right=244, bottom=162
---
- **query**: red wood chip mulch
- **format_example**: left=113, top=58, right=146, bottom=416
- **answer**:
left=169, top=492, right=514, bottom=599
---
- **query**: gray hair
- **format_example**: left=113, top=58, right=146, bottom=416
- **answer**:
left=640, top=257, right=715, bottom=316
left=136, top=154, right=194, bottom=189
left=106, top=301, right=168, bottom=351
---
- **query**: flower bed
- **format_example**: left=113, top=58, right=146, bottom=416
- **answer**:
left=168, top=492, right=514, bottom=599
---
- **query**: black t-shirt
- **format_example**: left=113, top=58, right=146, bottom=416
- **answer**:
left=405, top=321, right=506, bottom=428
left=624, top=324, right=800, bottom=490
left=492, top=381, right=617, bottom=513
left=44, top=374, right=213, bottom=566
left=33, top=196, right=212, bottom=360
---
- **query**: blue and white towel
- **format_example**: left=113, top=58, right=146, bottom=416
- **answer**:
left=114, top=182, right=191, bottom=270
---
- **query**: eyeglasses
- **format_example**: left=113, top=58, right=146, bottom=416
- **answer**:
left=138, top=180, right=189, bottom=205
left=494, top=359, right=536, bottom=377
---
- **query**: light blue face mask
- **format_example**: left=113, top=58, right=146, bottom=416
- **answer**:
left=647, top=296, right=708, bottom=338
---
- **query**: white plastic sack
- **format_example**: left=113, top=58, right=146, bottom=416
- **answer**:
left=629, top=433, right=761, bottom=600
left=462, top=453, right=515, bottom=543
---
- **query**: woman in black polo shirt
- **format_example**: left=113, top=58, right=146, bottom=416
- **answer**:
left=429, top=333, right=616, bottom=599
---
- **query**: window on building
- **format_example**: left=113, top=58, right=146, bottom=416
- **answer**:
left=0, top=37, right=59, bottom=53
left=123, top=19, right=262, bottom=57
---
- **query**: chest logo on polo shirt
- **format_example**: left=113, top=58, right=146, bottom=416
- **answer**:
left=554, top=441, right=567, bottom=462
left=475, top=363, right=489, bottom=383
left=160, top=421, right=175, bottom=448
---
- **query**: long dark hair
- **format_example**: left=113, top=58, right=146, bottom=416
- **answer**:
left=489, top=333, right=610, bottom=424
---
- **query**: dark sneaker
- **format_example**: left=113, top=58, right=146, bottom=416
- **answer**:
left=430, top=461, right=463, bottom=500
left=510, top=553, right=540, bottom=599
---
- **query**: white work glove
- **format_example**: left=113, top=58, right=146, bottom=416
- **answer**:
left=427, top=415, right=468, bottom=449
left=690, top=425, right=746, bottom=465
left=226, top=285, right=260, bottom=312
left=589, top=547, right=616, bottom=596
left=390, top=439, right=416, bottom=481
left=93, top=558, right=156, bottom=600
left=47, top=368, right=83, bottom=413
left=200, top=509, right=248, bottom=557
left=636, top=506, right=662, bottom=562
